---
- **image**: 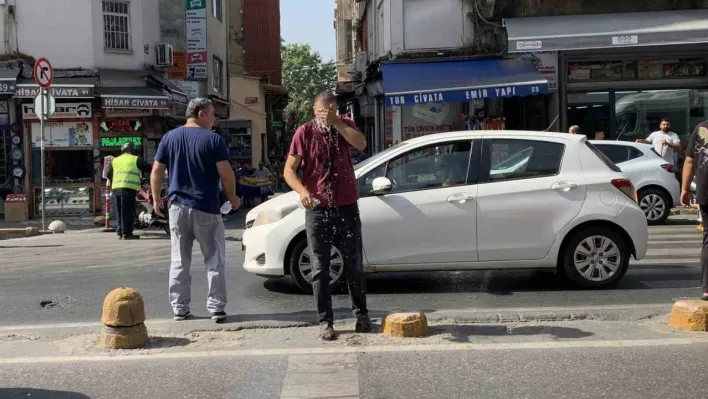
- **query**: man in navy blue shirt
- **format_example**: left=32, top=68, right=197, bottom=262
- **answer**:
left=150, top=98, right=239, bottom=322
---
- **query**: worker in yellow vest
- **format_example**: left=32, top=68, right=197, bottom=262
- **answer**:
left=105, top=142, right=152, bottom=240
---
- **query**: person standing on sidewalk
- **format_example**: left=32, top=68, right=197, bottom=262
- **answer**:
left=105, top=142, right=152, bottom=240
left=636, top=118, right=681, bottom=166
left=283, top=91, right=371, bottom=340
left=680, top=120, right=708, bottom=300
left=150, top=98, right=240, bottom=322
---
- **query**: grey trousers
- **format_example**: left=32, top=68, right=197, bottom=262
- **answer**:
left=168, top=203, right=227, bottom=314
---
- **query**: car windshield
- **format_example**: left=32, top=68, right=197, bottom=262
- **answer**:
left=353, top=142, right=409, bottom=171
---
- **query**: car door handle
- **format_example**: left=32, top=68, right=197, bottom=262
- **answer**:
left=551, top=181, right=578, bottom=192
left=447, top=193, right=475, bottom=203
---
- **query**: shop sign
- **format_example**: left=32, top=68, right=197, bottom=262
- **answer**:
left=100, top=136, right=143, bottom=148
left=516, top=41, right=542, bottom=51
left=612, top=35, right=638, bottom=46
left=14, top=85, right=93, bottom=98
left=101, top=96, right=170, bottom=109
left=30, top=121, right=93, bottom=147
left=103, top=108, right=153, bottom=117
left=23, top=102, right=92, bottom=119
left=169, top=50, right=188, bottom=80
left=401, top=102, right=459, bottom=140
left=99, top=119, right=142, bottom=133
left=186, top=0, right=207, bottom=81
left=0, top=80, right=16, bottom=95
left=386, top=83, right=545, bottom=106
left=245, top=97, right=258, bottom=105
left=271, top=121, right=283, bottom=128
left=515, top=51, right=558, bottom=91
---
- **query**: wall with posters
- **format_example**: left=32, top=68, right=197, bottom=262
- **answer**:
left=30, top=121, right=93, bottom=148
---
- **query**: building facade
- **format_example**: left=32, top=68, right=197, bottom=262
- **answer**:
left=223, top=0, right=287, bottom=167
left=0, top=0, right=231, bottom=219
left=350, top=0, right=708, bottom=154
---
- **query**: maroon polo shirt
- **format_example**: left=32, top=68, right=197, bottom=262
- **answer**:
left=288, top=116, right=359, bottom=207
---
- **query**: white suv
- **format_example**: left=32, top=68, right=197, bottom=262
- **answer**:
left=590, top=141, right=680, bottom=225
left=242, top=131, right=648, bottom=293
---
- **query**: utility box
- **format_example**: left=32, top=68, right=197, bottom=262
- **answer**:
left=4, top=194, right=28, bottom=222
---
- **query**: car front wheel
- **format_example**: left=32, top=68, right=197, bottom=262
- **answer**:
left=288, top=237, right=345, bottom=294
left=638, top=188, right=670, bottom=225
left=562, top=226, right=630, bottom=288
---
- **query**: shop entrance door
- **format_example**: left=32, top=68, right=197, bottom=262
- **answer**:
left=567, top=92, right=611, bottom=138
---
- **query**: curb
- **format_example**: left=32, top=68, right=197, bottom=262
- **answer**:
left=671, top=208, right=699, bottom=216
left=0, top=227, right=42, bottom=241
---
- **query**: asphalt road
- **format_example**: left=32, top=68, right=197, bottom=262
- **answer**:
left=1, top=342, right=707, bottom=398
left=0, top=215, right=704, bottom=326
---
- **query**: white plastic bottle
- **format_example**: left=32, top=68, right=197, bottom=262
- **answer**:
left=220, top=201, right=232, bottom=214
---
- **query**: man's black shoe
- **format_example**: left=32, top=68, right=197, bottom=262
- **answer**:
left=211, top=311, right=227, bottom=322
left=320, top=325, right=337, bottom=341
left=173, top=312, right=193, bottom=321
left=117, top=235, right=123, bottom=240
left=123, top=235, right=140, bottom=240
left=355, top=314, right=372, bottom=333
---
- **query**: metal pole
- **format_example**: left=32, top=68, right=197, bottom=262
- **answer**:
left=40, top=88, right=46, bottom=231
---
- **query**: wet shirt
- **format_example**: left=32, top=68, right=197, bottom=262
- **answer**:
left=687, top=121, right=708, bottom=205
left=155, top=126, right=230, bottom=214
left=646, top=130, right=680, bottom=165
left=289, top=116, right=358, bottom=207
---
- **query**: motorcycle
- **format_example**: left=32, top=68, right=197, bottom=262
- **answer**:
left=135, top=184, right=170, bottom=235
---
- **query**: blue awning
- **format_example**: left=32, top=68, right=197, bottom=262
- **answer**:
left=382, top=58, right=548, bottom=107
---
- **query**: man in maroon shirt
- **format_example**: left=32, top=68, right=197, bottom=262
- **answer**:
left=284, top=91, right=370, bottom=340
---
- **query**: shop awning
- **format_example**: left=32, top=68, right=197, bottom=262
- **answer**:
left=381, top=58, right=548, bottom=107
left=97, top=87, right=170, bottom=110
left=504, top=10, right=708, bottom=53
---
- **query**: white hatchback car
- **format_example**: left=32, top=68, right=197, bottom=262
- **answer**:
left=590, top=141, right=680, bottom=225
left=242, top=131, right=648, bottom=293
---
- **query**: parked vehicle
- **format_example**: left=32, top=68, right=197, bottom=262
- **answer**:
left=135, top=184, right=169, bottom=234
left=590, top=140, right=680, bottom=225
left=241, top=131, right=648, bottom=293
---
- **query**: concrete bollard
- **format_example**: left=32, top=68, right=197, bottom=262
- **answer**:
left=48, top=220, right=67, bottom=233
left=382, top=312, right=429, bottom=338
left=97, top=287, right=149, bottom=349
left=668, top=299, right=708, bottom=332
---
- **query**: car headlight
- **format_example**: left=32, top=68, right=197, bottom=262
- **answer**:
left=252, top=202, right=298, bottom=227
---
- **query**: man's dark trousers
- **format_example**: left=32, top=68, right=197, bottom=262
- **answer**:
left=114, top=189, right=137, bottom=237
left=698, top=206, right=708, bottom=293
left=305, top=203, right=368, bottom=326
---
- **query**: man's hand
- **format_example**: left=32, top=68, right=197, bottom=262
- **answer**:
left=326, top=104, right=340, bottom=126
left=681, top=189, right=692, bottom=207
left=153, top=195, right=165, bottom=217
left=227, top=193, right=241, bottom=210
left=299, top=190, right=314, bottom=209
left=635, top=139, right=646, bottom=143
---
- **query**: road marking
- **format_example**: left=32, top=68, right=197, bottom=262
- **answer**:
left=0, top=338, right=706, bottom=365
left=280, top=354, right=359, bottom=399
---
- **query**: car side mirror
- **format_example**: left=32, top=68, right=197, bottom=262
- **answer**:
left=371, top=177, right=392, bottom=195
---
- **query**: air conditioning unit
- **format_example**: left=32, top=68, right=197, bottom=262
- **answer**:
left=354, top=51, right=368, bottom=74
left=155, top=43, right=174, bottom=67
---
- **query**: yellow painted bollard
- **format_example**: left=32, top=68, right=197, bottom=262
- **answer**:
left=382, top=312, right=428, bottom=337
left=668, top=299, right=708, bottom=332
left=97, top=287, right=149, bottom=349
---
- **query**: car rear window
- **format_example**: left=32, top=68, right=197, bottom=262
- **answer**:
left=585, top=142, right=622, bottom=172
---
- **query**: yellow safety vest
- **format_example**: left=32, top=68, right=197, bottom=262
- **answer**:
left=111, top=154, right=141, bottom=191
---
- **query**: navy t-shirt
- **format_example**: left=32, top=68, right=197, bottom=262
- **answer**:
left=155, top=126, right=229, bottom=214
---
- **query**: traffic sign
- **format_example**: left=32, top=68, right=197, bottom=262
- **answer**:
left=33, top=91, right=55, bottom=121
left=34, top=57, right=54, bottom=88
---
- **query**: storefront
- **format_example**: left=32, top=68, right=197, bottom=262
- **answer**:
left=504, top=9, right=708, bottom=144
left=378, top=57, right=551, bottom=149
left=16, top=79, right=98, bottom=217
left=0, top=65, right=21, bottom=217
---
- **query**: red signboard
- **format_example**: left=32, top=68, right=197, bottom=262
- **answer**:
left=34, top=58, right=54, bottom=88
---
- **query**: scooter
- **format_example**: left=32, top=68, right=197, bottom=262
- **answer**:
left=135, top=184, right=170, bottom=234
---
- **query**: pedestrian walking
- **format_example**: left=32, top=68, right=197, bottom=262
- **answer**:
left=594, top=129, right=606, bottom=140
left=105, top=142, right=151, bottom=240
left=252, top=162, right=272, bottom=203
left=636, top=118, right=681, bottom=166
left=150, top=98, right=240, bottom=322
left=680, top=120, right=708, bottom=300
left=569, top=125, right=581, bottom=134
left=283, top=91, right=371, bottom=340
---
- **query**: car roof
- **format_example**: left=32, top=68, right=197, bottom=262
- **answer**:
left=403, top=130, right=587, bottom=146
left=589, top=140, right=654, bottom=150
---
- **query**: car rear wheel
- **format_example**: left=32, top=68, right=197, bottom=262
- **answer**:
left=562, top=227, right=630, bottom=288
left=288, top=237, right=344, bottom=294
left=638, top=188, right=670, bottom=225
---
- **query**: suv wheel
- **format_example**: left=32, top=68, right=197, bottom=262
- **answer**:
left=638, top=188, right=670, bottom=225
left=562, top=226, right=630, bottom=288
left=288, top=237, right=344, bottom=294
